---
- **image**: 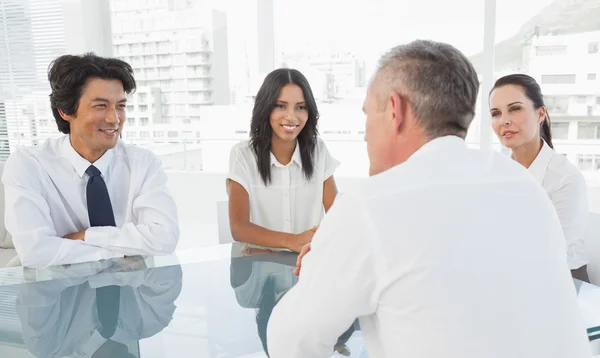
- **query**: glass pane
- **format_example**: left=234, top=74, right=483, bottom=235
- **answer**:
left=552, top=122, right=569, bottom=140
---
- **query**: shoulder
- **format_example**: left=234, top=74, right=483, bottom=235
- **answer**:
left=230, top=139, right=252, bottom=154
left=3, top=137, right=63, bottom=178
left=546, top=151, right=586, bottom=191
left=350, top=144, right=538, bottom=204
left=314, top=137, right=330, bottom=154
left=229, top=140, right=255, bottom=162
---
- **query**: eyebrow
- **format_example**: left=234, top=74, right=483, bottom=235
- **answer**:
left=490, top=101, right=523, bottom=111
left=276, top=101, right=306, bottom=105
left=91, top=97, right=127, bottom=103
left=362, top=106, right=366, bottom=114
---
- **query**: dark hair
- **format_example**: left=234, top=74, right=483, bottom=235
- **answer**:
left=490, top=74, right=553, bottom=149
left=374, top=40, right=479, bottom=139
left=48, top=52, right=136, bottom=134
left=250, top=68, right=319, bottom=185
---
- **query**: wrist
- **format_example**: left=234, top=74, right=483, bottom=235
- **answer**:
left=280, top=232, right=295, bottom=250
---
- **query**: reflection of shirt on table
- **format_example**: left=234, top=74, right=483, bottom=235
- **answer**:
left=231, top=258, right=298, bottom=309
left=16, top=260, right=182, bottom=358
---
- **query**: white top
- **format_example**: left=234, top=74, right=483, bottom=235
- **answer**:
left=2, top=135, right=179, bottom=268
left=527, top=140, right=589, bottom=270
left=267, top=136, right=591, bottom=358
left=226, top=138, right=339, bottom=248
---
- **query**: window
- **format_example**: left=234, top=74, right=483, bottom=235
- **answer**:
left=597, top=97, right=600, bottom=105
left=540, top=74, right=576, bottom=84
left=577, top=154, right=600, bottom=171
left=126, top=131, right=136, bottom=138
left=544, top=96, right=570, bottom=114
left=576, top=96, right=587, bottom=105
left=588, top=73, right=597, bottom=81
left=174, top=54, right=186, bottom=65
left=175, top=104, right=186, bottom=114
left=153, top=131, right=165, bottom=138
left=139, top=117, right=149, bottom=126
left=577, top=122, right=600, bottom=140
left=174, top=66, right=186, bottom=77
left=168, top=131, right=178, bottom=138
left=552, top=122, right=569, bottom=140
left=323, top=130, right=352, bottom=135
left=535, top=45, right=567, bottom=56
left=589, top=42, right=599, bottom=54
left=577, top=155, right=594, bottom=171
left=139, top=105, right=148, bottom=112
left=138, top=93, right=148, bottom=102
left=140, top=131, right=150, bottom=138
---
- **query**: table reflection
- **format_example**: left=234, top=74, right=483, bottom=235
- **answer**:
left=16, top=256, right=183, bottom=358
left=230, top=248, right=356, bottom=356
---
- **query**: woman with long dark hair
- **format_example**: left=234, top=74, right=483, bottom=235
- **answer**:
left=489, top=74, right=589, bottom=281
left=226, top=68, right=339, bottom=253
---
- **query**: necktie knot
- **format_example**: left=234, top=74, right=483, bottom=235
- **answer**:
left=86, top=165, right=101, bottom=178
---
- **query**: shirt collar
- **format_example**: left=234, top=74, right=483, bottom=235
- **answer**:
left=270, top=141, right=303, bottom=168
left=526, top=139, right=553, bottom=184
left=406, top=135, right=467, bottom=163
left=61, top=135, right=116, bottom=178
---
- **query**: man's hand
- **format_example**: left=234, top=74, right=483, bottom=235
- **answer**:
left=63, top=230, right=86, bottom=241
left=294, top=242, right=311, bottom=276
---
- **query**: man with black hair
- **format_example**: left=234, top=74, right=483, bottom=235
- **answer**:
left=2, top=53, right=179, bottom=267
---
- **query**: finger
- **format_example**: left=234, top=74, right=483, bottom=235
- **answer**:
left=299, top=245, right=310, bottom=260
left=293, top=267, right=300, bottom=276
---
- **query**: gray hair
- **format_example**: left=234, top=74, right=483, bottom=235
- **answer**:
left=373, top=40, right=479, bottom=139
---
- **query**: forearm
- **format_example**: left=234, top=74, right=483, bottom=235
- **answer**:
left=231, top=221, right=295, bottom=250
left=15, top=233, right=120, bottom=268
left=84, top=220, right=179, bottom=256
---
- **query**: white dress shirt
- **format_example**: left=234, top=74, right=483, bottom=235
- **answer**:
left=2, top=136, right=179, bottom=268
left=227, top=138, right=339, bottom=249
left=527, top=140, right=589, bottom=270
left=267, top=136, right=591, bottom=358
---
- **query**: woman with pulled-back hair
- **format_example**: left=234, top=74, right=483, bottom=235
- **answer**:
left=489, top=73, right=589, bottom=282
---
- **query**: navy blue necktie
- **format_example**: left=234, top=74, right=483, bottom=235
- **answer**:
left=86, top=165, right=120, bottom=339
left=86, top=165, right=116, bottom=227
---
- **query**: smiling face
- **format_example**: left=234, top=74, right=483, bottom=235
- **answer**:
left=60, top=78, right=127, bottom=162
left=489, top=84, right=546, bottom=150
left=269, top=84, right=309, bottom=144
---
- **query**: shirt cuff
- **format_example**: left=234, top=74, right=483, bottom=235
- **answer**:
left=85, top=226, right=119, bottom=247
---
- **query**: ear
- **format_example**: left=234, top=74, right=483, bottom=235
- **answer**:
left=389, top=91, right=405, bottom=133
left=58, top=109, right=74, bottom=124
left=537, top=106, right=546, bottom=125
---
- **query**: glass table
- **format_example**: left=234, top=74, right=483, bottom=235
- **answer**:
left=0, top=243, right=597, bottom=358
